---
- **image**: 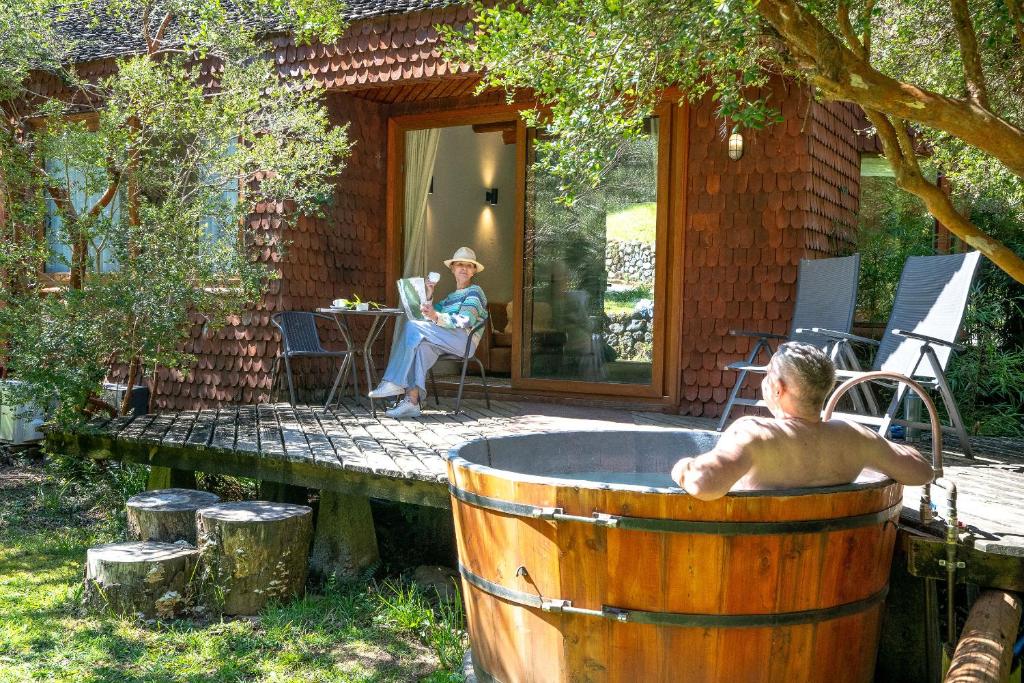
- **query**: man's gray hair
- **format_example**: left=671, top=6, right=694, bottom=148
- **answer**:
left=768, top=342, right=836, bottom=410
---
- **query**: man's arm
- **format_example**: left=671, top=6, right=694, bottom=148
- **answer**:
left=671, top=423, right=757, bottom=501
left=849, top=422, right=935, bottom=485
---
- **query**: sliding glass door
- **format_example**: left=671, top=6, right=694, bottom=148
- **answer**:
left=518, top=116, right=667, bottom=394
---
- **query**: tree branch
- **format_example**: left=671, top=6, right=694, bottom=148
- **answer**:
left=949, top=0, right=990, bottom=109
left=864, top=108, right=1024, bottom=284
left=755, top=0, right=1024, bottom=180
left=86, top=170, right=121, bottom=218
left=836, top=1, right=866, bottom=59
left=1006, top=0, right=1024, bottom=49
left=151, top=12, right=174, bottom=54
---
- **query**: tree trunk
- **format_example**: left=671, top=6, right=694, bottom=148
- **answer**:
left=84, top=541, right=199, bottom=618
left=196, top=501, right=313, bottom=615
left=126, top=488, right=221, bottom=545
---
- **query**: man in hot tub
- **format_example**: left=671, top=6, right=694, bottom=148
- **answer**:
left=672, top=342, right=934, bottom=500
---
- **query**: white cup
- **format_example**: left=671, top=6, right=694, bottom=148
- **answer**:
left=355, top=302, right=369, bottom=311
left=332, top=299, right=346, bottom=308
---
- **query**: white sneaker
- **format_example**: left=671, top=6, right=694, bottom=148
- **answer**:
left=385, top=399, right=421, bottom=419
left=368, top=381, right=404, bottom=399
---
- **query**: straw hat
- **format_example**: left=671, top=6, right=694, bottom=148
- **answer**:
left=443, top=246, right=485, bottom=273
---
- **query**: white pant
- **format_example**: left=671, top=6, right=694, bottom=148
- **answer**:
left=382, top=320, right=475, bottom=396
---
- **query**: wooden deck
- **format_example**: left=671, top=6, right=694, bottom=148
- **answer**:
left=49, top=399, right=1024, bottom=558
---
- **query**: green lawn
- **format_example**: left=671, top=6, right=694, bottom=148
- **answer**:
left=606, top=202, right=656, bottom=244
left=0, top=459, right=465, bottom=683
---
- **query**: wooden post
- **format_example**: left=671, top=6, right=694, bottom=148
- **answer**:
left=196, top=501, right=313, bottom=615
left=84, top=541, right=199, bottom=618
left=126, top=488, right=220, bottom=545
left=258, top=480, right=309, bottom=505
left=147, top=466, right=196, bottom=491
left=945, top=590, right=1022, bottom=683
left=309, top=490, right=380, bottom=581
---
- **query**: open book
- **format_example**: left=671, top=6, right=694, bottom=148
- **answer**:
left=396, top=277, right=427, bottom=322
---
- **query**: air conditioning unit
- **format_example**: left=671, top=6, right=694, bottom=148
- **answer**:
left=0, top=380, right=45, bottom=445
left=102, top=383, right=150, bottom=416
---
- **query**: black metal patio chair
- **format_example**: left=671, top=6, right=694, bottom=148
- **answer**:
left=428, top=317, right=491, bottom=415
left=270, top=312, right=355, bottom=406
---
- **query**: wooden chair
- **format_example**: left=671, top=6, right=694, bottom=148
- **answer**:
left=718, top=254, right=861, bottom=430
left=806, top=251, right=982, bottom=458
left=428, top=317, right=491, bottom=415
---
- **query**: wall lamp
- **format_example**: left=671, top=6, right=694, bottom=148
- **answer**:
left=485, top=188, right=499, bottom=205
left=727, top=130, right=744, bottom=161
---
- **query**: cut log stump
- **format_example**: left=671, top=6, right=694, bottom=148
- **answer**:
left=127, top=488, right=221, bottom=545
left=196, top=501, right=313, bottom=615
left=84, top=541, right=199, bottom=618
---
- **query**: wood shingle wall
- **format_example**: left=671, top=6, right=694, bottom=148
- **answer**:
left=679, top=81, right=859, bottom=417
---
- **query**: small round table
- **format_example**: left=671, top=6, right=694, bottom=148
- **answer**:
left=317, top=307, right=404, bottom=416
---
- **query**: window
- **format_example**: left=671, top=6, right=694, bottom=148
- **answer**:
left=522, top=117, right=661, bottom=386
left=44, top=158, right=119, bottom=273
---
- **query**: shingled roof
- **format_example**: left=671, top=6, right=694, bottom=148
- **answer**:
left=58, top=0, right=455, bottom=64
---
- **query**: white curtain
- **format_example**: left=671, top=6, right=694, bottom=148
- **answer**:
left=388, top=128, right=441, bottom=366
left=402, top=128, right=441, bottom=277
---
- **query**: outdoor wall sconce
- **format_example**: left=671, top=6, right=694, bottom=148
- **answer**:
left=485, top=188, right=499, bottom=205
left=727, top=130, right=744, bottom=160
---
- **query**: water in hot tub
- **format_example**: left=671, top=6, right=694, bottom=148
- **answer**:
left=558, top=471, right=677, bottom=487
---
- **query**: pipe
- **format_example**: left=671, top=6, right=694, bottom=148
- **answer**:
left=945, top=590, right=1023, bottom=683
left=824, top=372, right=961, bottom=672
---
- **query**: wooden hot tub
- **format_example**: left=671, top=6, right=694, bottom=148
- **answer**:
left=447, top=429, right=903, bottom=683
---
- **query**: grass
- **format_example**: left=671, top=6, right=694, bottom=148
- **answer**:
left=0, top=457, right=466, bottom=682
left=604, top=285, right=653, bottom=316
left=606, top=202, right=656, bottom=244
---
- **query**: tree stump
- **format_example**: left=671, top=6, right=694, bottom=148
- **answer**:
left=127, top=488, right=221, bottom=545
left=196, top=501, right=313, bottom=615
left=84, top=541, right=199, bottom=618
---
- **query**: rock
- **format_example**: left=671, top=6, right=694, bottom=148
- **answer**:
left=412, top=565, right=460, bottom=603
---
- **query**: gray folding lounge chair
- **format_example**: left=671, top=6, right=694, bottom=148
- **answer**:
left=717, top=254, right=861, bottom=431
left=270, top=312, right=355, bottom=406
left=805, top=251, right=982, bottom=458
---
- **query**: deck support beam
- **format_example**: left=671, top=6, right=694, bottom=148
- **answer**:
left=310, top=490, right=380, bottom=580
left=146, top=466, right=196, bottom=491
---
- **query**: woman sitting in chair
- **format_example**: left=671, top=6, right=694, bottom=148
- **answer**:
left=369, top=246, right=488, bottom=418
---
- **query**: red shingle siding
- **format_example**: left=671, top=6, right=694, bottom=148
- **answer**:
left=272, top=7, right=473, bottom=91
left=678, top=83, right=860, bottom=418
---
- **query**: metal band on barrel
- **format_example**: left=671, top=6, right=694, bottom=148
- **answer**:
left=449, top=485, right=901, bottom=535
left=458, top=564, right=889, bottom=628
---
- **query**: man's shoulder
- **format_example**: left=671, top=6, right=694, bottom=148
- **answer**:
left=722, top=416, right=777, bottom=444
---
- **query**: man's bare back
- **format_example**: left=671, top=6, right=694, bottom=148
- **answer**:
left=672, top=342, right=935, bottom=501
left=672, top=416, right=934, bottom=500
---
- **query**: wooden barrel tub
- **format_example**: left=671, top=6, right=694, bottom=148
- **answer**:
left=447, top=429, right=903, bottom=683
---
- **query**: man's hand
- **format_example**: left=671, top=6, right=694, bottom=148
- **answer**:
left=425, top=282, right=436, bottom=300
left=420, top=303, right=439, bottom=322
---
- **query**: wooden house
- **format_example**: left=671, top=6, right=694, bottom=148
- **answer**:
left=27, top=1, right=866, bottom=417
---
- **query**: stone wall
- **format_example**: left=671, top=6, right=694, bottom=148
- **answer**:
left=604, top=311, right=653, bottom=361
left=605, top=240, right=655, bottom=284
